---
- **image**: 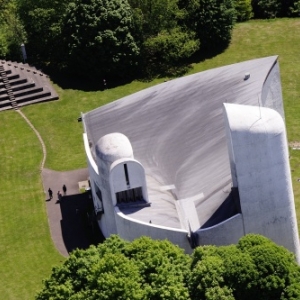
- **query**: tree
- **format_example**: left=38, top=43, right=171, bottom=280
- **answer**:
left=142, top=28, right=199, bottom=76
left=63, top=0, right=139, bottom=80
left=180, top=0, right=236, bottom=53
left=251, top=0, right=282, bottom=18
left=188, top=234, right=300, bottom=300
left=36, top=235, right=190, bottom=300
left=0, top=0, right=26, bottom=59
left=16, top=0, right=71, bottom=64
left=128, top=0, right=200, bottom=77
left=250, top=0, right=300, bottom=18
left=234, top=0, right=253, bottom=21
left=36, top=234, right=300, bottom=299
left=128, top=0, right=182, bottom=38
left=288, top=0, right=300, bottom=16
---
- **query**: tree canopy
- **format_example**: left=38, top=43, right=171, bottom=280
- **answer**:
left=36, top=234, right=300, bottom=300
left=0, top=0, right=26, bottom=59
left=16, top=0, right=70, bottom=64
left=2, top=0, right=299, bottom=79
left=189, top=234, right=300, bottom=299
left=180, top=0, right=237, bottom=53
left=63, top=0, right=140, bottom=80
left=36, top=235, right=190, bottom=300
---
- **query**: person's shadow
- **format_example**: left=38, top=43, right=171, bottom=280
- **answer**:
left=59, top=192, right=104, bottom=253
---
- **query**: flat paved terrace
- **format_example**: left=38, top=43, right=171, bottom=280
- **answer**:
left=83, top=56, right=280, bottom=231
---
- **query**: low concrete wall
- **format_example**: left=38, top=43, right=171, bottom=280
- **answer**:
left=115, top=207, right=191, bottom=253
left=196, top=214, right=244, bottom=246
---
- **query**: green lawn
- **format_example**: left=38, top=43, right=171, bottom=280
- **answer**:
left=1, top=18, right=300, bottom=299
left=0, top=111, right=63, bottom=299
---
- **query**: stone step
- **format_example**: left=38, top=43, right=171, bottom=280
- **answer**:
left=14, top=87, right=43, bottom=98
left=16, top=89, right=51, bottom=103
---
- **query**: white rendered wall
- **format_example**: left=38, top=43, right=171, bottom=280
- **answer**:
left=115, top=207, right=191, bottom=253
left=110, top=158, right=148, bottom=206
left=84, top=137, right=116, bottom=237
left=223, top=103, right=300, bottom=262
left=93, top=133, right=150, bottom=238
left=94, top=133, right=135, bottom=237
left=83, top=133, right=103, bottom=215
left=196, top=214, right=244, bottom=246
left=261, top=61, right=285, bottom=119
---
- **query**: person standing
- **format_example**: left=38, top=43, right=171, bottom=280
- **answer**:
left=57, top=191, right=62, bottom=201
left=62, top=184, right=67, bottom=195
left=48, top=188, right=53, bottom=199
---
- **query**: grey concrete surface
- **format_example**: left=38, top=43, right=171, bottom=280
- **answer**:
left=83, top=56, right=282, bottom=230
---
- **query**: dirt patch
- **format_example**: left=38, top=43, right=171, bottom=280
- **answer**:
left=289, top=141, right=300, bottom=150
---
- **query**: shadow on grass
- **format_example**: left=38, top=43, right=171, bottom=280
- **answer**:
left=59, top=192, right=104, bottom=253
left=39, top=45, right=227, bottom=91
left=43, top=66, right=136, bottom=92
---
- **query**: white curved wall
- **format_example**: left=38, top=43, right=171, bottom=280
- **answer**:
left=84, top=133, right=118, bottom=237
left=196, top=214, right=244, bottom=246
left=84, top=133, right=104, bottom=216
left=261, top=61, right=285, bottom=119
left=115, top=207, right=191, bottom=253
left=223, top=103, right=300, bottom=262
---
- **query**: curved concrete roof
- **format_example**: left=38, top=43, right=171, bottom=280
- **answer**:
left=83, top=56, right=281, bottom=229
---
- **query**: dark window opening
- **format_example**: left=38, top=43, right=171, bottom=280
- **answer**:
left=116, top=187, right=143, bottom=204
left=96, top=189, right=102, bottom=202
left=94, top=184, right=104, bottom=213
left=124, top=164, right=130, bottom=186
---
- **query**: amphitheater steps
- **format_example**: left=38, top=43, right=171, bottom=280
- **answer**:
left=0, top=60, right=58, bottom=111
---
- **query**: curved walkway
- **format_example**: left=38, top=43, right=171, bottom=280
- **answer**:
left=18, top=110, right=99, bottom=257
left=17, top=110, right=47, bottom=170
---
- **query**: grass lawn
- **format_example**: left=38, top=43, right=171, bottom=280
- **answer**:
left=0, top=111, right=63, bottom=299
left=0, top=18, right=300, bottom=299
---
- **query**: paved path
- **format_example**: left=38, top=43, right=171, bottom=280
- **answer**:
left=42, top=168, right=91, bottom=257
left=18, top=107, right=103, bottom=258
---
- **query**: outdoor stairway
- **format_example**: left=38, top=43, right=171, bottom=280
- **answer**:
left=0, top=65, right=18, bottom=110
left=0, top=60, right=58, bottom=111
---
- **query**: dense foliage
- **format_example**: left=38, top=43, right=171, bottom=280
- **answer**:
left=36, top=234, right=300, bottom=300
left=36, top=235, right=190, bottom=300
left=180, top=0, right=237, bottom=52
left=0, top=0, right=299, bottom=79
left=234, top=0, right=253, bottom=21
left=129, top=0, right=199, bottom=76
left=63, top=0, right=140, bottom=80
left=189, top=234, right=300, bottom=299
left=0, top=0, right=26, bottom=59
left=251, top=0, right=300, bottom=18
left=16, top=0, right=70, bottom=64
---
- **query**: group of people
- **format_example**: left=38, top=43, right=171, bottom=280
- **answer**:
left=48, top=184, right=67, bottom=201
